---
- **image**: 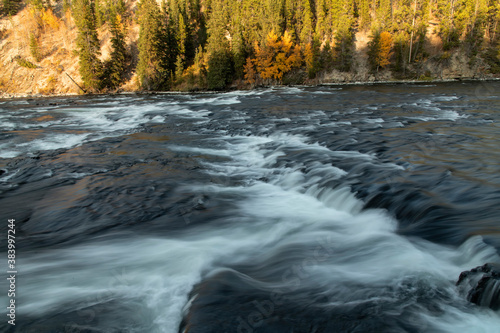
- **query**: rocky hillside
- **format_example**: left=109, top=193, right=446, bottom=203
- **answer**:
left=0, top=1, right=139, bottom=98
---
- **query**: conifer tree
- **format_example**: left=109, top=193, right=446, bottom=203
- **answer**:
left=2, top=0, right=21, bottom=16
left=137, top=0, right=168, bottom=90
left=62, top=0, right=71, bottom=14
left=73, top=0, right=104, bottom=92
left=206, top=0, right=233, bottom=90
left=357, top=0, right=371, bottom=30
left=334, top=28, right=355, bottom=72
left=368, top=30, right=393, bottom=72
left=315, top=0, right=328, bottom=40
left=29, top=33, right=42, bottom=62
left=103, top=13, right=128, bottom=90
left=159, top=0, right=179, bottom=78
left=299, top=0, right=314, bottom=45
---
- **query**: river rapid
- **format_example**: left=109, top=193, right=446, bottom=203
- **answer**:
left=0, top=82, right=499, bottom=332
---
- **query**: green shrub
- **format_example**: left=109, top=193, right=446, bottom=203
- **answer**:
left=15, top=57, right=38, bottom=69
left=29, top=33, right=42, bottom=62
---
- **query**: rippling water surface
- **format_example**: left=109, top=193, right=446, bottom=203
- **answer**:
left=1, top=82, right=499, bottom=332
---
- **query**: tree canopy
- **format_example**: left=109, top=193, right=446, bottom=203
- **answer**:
left=62, top=0, right=500, bottom=90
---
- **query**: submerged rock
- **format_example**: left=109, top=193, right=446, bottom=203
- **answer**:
left=456, top=263, right=500, bottom=310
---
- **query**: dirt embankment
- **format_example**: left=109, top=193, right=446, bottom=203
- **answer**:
left=0, top=7, right=81, bottom=97
left=0, top=5, right=139, bottom=99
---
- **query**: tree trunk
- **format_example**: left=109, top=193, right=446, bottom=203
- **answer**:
left=408, top=0, right=417, bottom=63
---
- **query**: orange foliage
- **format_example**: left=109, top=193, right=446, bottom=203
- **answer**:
left=377, top=31, right=393, bottom=69
left=246, top=31, right=303, bottom=83
left=29, top=8, right=61, bottom=32
left=41, top=9, right=60, bottom=31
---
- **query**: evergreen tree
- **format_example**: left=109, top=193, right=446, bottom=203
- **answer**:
left=334, top=28, right=355, bottom=72
left=73, top=0, right=104, bottom=92
left=31, top=0, right=45, bottom=11
left=137, top=0, right=169, bottom=90
left=232, top=29, right=248, bottom=80
left=367, top=30, right=393, bottom=72
left=94, top=0, right=106, bottom=27
left=29, top=33, right=42, bottom=62
left=206, top=0, right=233, bottom=90
left=2, top=0, right=21, bottom=16
left=63, top=0, right=71, bottom=14
left=299, top=0, right=314, bottom=45
left=103, top=13, right=128, bottom=90
left=315, top=0, right=328, bottom=40
left=161, top=1, right=179, bottom=77
left=357, top=0, right=371, bottom=29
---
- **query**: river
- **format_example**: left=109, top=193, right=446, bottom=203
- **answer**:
left=0, top=82, right=499, bottom=332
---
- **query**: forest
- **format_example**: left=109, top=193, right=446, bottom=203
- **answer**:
left=2, top=0, right=500, bottom=92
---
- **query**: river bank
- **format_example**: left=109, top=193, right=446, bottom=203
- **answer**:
left=2, top=77, right=499, bottom=100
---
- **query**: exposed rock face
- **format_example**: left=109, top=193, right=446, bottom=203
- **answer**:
left=456, top=263, right=500, bottom=310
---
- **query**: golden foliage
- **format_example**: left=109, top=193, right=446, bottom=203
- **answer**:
left=378, top=31, right=393, bottom=69
left=29, top=8, right=60, bottom=32
left=245, top=30, right=303, bottom=83
left=42, top=9, right=60, bottom=30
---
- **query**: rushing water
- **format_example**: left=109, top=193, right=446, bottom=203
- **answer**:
left=0, top=82, right=499, bottom=332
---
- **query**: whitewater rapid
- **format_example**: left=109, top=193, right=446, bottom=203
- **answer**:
left=1, top=83, right=499, bottom=332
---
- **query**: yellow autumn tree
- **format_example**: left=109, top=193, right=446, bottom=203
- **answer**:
left=245, top=31, right=302, bottom=84
left=368, top=30, right=393, bottom=72
left=378, top=31, right=393, bottom=69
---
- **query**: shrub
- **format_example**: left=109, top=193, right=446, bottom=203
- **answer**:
left=29, top=33, right=42, bottom=62
left=15, top=57, right=38, bottom=69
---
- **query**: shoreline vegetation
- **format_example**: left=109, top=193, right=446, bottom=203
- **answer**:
left=1, top=0, right=500, bottom=97
left=0, top=78, right=500, bottom=100
left=2, top=77, right=499, bottom=100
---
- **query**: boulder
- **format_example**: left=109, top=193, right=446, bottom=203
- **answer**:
left=456, top=263, right=500, bottom=310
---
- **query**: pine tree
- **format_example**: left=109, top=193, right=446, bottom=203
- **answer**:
left=72, top=0, right=104, bottom=92
left=368, top=30, right=393, bottom=72
left=103, top=13, right=128, bottom=90
left=206, top=0, right=233, bottom=90
left=315, top=0, right=328, bottom=40
left=136, top=0, right=169, bottom=90
left=2, top=0, right=21, bottom=16
left=29, top=33, right=42, bottom=62
left=94, top=0, right=106, bottom=27
left=357, top=0, right=371, bottom=30
left=334, top=28, right=355, bottom=72
left=31, top=0, right=45, bottom=11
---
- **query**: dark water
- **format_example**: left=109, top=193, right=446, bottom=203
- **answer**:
left=0, top=82, right=499, bottom=332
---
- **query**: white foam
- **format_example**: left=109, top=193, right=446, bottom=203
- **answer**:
left=19, top=133, right=91, bottom=152
left=440, top=110, right=469, bottom=121
left=0, top=150, right=19, bottom=158
left=433, top=95, right=460, bottom=102
left=184, top=96, right=241, bottom=105
left=168, top=145, right=231, bottom=157
left=364, top=118, right=385, bottom=123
